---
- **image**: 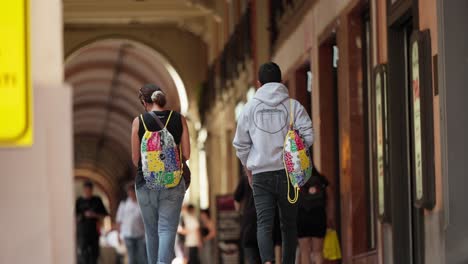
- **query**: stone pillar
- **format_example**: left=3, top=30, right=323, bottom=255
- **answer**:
left=0, top=0, right=75, bottom=263
left=438, top=0, right=468, bottom=263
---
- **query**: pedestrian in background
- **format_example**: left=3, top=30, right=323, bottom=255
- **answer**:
left=116, top=183, right=147, bottom=264
left=76, top=181, right=109, bottom=264
left=175, top=205, right=188, bottom=263
left=200, top=209, right=216, bottom=264
left=182, top=204, right=201, bottom=264
left=297, top=167, right=334, bottom=264
left=235, top=175, right=261, bottom=264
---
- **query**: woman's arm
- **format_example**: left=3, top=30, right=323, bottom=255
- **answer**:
left=203, top=218, right=217, bottom=242
left=197, top=227, right=203, bottom=249
left=181, top=115, right=191, bottom=160
left=131, top=117, right=140, bottom=167
left=177, top=225, right=187, bottom=236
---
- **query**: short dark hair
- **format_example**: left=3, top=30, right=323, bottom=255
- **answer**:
left=258, top=62, right=282, bottom=85
left=83, top=180, right=94, bottom=189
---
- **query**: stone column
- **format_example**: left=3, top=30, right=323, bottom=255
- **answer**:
left=0, top=0, right=75, bottom=263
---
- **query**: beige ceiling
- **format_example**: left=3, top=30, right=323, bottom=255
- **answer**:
left=63, top=0, right=217, bottom=24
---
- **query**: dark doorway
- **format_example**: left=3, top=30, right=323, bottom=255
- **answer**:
left=387, top=15, right=425, bottom=264
left=294, top=63, right=312, bottom=115
left=318, top=35, right=341, bottom=241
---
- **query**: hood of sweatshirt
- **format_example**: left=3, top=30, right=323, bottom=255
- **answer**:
left=254, top=82, right=289, bottom=107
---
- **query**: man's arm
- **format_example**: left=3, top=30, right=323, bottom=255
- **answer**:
left=85, top=197, right=108, bottom=220
left=202, top=219, right=217, bottom=242
left=75, top=199, right=80, bottom=215
left=98, top=198, right=109, bottom=219
left=294, top=102, right=314, bottom=147
left=234, top=177, right=245, bottom=211
left=115, top=202, right=124, bottom=232
left=233, top=111, right=252, bottom=168
left=115, top=202, right=124, bottom=244
left=244, top=167, right=253, bottom=188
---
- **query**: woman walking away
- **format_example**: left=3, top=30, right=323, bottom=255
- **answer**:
left=131, top=84, right=191, bottom=264
left=297, top=167, right=334, bottom=264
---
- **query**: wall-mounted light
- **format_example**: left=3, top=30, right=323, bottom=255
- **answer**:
left=235, top=102, right=245, bottom=121
left=198, top=128, right=208, bottom=143
left=307, top=71, right=313, bottom=93
left=247, top=86, right=256, bottom=101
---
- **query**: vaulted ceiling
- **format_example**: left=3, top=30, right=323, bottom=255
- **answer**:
left=63, top=0, right=219, bottom=42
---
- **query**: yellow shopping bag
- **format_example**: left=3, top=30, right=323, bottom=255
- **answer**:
left=323, top=229, right=342, bottom=260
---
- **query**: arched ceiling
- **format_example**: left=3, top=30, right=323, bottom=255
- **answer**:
left=66, top=38, right=188, bottom=193
left=63, top=0, right=217, bottom=24
left=63, top=0, right=219, bottom=43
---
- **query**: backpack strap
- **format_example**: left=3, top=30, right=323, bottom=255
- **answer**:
left=140, top=115, right=148, bottom=131
left=289, top=99, right=294, bottom=128
left=286, top=99, right=300, bottom=204
left=165, top=111, right=174, bottom=128
left=148, top=111, right=165, bottom=129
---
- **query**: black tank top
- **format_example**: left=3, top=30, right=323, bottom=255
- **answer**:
left=136, top=110, right=183, bottom=186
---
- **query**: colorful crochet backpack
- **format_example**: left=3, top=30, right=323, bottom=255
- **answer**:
left=140, top=111, right=183, bottom=189
left=283, top=99, right=313, bottom=203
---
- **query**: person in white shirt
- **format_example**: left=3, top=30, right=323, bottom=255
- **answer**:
left=182, top=204, right=201, bottom=264
left=116, top=183, right=147, bottom=264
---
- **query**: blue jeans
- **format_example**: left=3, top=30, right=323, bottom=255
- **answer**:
left=124, top=237, right=147, bottom=264
left=136, top=181, right=185, bottom=264
left=252, top=170, right=298, bottom=264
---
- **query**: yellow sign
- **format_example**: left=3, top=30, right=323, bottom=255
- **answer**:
left=0, top=0, right=32, bottom=146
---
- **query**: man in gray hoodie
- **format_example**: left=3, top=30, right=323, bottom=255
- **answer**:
left=233, top=62, right=313, bottom=264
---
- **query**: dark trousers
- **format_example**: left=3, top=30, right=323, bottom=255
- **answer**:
left=244, top=247, right=262, bottom=264
left=252, top=170, right=298, bottom=264
left=188, top=247, right=200, bottom=264
left=77, top=236, right=99, bottom=264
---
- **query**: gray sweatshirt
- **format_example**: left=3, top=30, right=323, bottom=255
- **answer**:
left=233, top=82, right=314, bottom=175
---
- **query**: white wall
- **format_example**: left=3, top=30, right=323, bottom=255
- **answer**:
left=0, top=0, right=75, bottom=263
